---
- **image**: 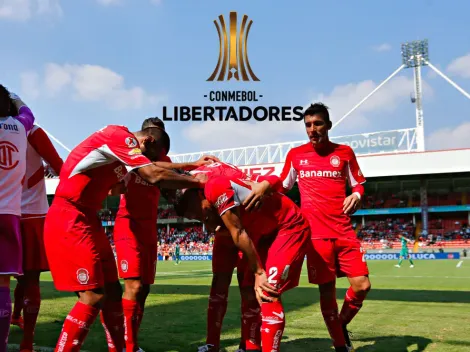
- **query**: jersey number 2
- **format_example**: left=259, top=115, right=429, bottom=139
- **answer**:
left=268, top=267, right=278, bottom=284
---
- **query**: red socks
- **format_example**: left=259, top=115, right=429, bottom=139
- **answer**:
left=12, top=282, right=25, bottom=319
left=260, top=300, right=285, bottom=352
left=206, top=288, right=228, bottom=349
left=241, top=297, right=261, bottom=351
left=340, top=287, right=366, bottom=326
left=320, top=294, right=346, bottom=348
left=54, top=301, right=99, bottom=352
left=20, top=283, right=41, bottom=350
left=100, top=301, right=125, bottom=352
left=123, top=299, right=140, bottom=352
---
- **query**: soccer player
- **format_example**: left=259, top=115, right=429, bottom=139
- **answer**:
left=114, top=117, right=219, bottom=352
left=174, top=243, right=181, bottom=265
left=10, top=125, right=64, bottom=351
left=395, top=235, right=414, bottom=268
left=189, top=161, right=282, bottom=352
left=175, top=174, right=311, bottom=352
left=279, top=103, right=371, bottom=352
left=43, top=123, right=205, bottom=352
left=0, top=86, right=35, bottom=351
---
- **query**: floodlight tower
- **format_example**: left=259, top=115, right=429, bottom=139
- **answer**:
left=401, top=40, right=429, bottom=152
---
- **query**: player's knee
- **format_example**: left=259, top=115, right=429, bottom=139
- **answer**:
left=211, top=273, right=231, bottom=293
left=318, top=280, right=336, bottom=298
left=104, top=281, right=123, bottom=302
left=351, top=277, right=371, bottom=294
left=125, top=279, right=144, bottom=297
left=79, top=290, right=105, bottom=308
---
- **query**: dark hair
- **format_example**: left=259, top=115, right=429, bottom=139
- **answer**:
left=303, top=103, right=330, bottom=123
left=173, top=188, right=200, bottom=217
left=0, top=84, right=11, bottom=117
left=142, top=126, right=170, bottom=154
left=142, top=117, right=165, bottom=130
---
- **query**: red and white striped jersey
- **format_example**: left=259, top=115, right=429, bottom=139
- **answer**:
left=21, top=126, right=64, bottom=216
left=280, top=141, right=366, bottom=238
left=54, top=125, right=152, bottom=211
left=205, top=176, right=308, bottom=242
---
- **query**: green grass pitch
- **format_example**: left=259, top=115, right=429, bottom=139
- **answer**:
left=7, top=260, right=470, bottom=351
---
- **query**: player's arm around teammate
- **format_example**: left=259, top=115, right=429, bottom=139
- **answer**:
left=43, top=125, right=206, bottom=352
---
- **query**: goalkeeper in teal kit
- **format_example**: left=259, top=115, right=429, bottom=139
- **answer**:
left=395, top=235, right=415, bottom=268
left=175, top=243, right=181, bottom=265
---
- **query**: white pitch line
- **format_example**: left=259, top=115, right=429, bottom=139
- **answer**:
left=7, top=345, right=90, bottom=352
left=456, top=261, right=464, bottom=268
left=155, top=270, right=470, bottom=280
left=369, top=274, right=470, bottom=279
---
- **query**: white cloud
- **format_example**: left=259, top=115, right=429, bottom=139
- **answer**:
left=96, top=0, right=160, bottom=5
left=0, top=0, right=31, bottom=21
left=426, top=122, right=470, bottom=150
left=96, top=0, right=121, bottom=5
left=183, top=75, right=432, bottom=150
left=447, top=53, right=470, bottom=79
left=312, top=75, right=433, bottom=127
left=21, top=63, right=165, bottom=110
left=0, top=0, right=61, bottom=21
left=373, top=43, right=392, bottom=52
left=20, top=71, right=40, bottom=99
left=37, top=0, right=62, bottom=17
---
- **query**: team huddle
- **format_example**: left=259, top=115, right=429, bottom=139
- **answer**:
left=0, top=84, right=371, bottom=352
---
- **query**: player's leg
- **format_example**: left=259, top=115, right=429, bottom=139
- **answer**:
left=0, top=275, right=12, bottom=352
left=18, top=270, right=41, bottom=351
left=134, top=247, right=156, bottom=345
left=237, top=256, right=261, bottom=352
left=396, top=253, right=404, bottom=267
left=115, top=228, right=143, bottom=352
left=98, top=233, right=125, bottom=352
left=0, top=214, right=23, bottom=350
left=259, top=227, right=310, bottom=352
left=408, top=254, right=414, bottom=267
left=336, top=238, right=371, bottom=351
left=308, top=239, right=347, bottom=350
left=11, top=279, right=24, bottom=329
left=19, top=217, right=50, bottom=350
left=197, top=234, right=239, bottom=352
left=44, top=206, right=111, bottom=351
left=136, top=284, right=151, bottom=332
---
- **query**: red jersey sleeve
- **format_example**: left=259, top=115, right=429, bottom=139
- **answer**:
left=28, top=126, right=64, bottom=175
left=346, top=147, right=366, bottom=197
left=204, top=177, right=238, bottom=216
left=279, top=149, right=297, bottom=192
left=107, top=128, right=153, bottom=171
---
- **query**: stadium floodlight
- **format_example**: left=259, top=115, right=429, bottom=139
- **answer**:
left=401, top=39, right=429, bottom=152
left=401, top=39, right=429, bottom=68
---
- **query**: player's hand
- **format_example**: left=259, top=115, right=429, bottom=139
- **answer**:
left=255, top=271, right=278, bottom=305
left=243, top=180, right=271, bottom=212
left=193, top=155, right=220, bottom=167
left=343, top=193, right=361, bottom=215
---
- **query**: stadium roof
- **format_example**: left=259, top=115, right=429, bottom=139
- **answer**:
left=45, top=148, right=470, bottom=195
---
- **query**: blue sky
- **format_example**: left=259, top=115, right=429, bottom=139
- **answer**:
left=1, top=0, right=470, bottom=159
